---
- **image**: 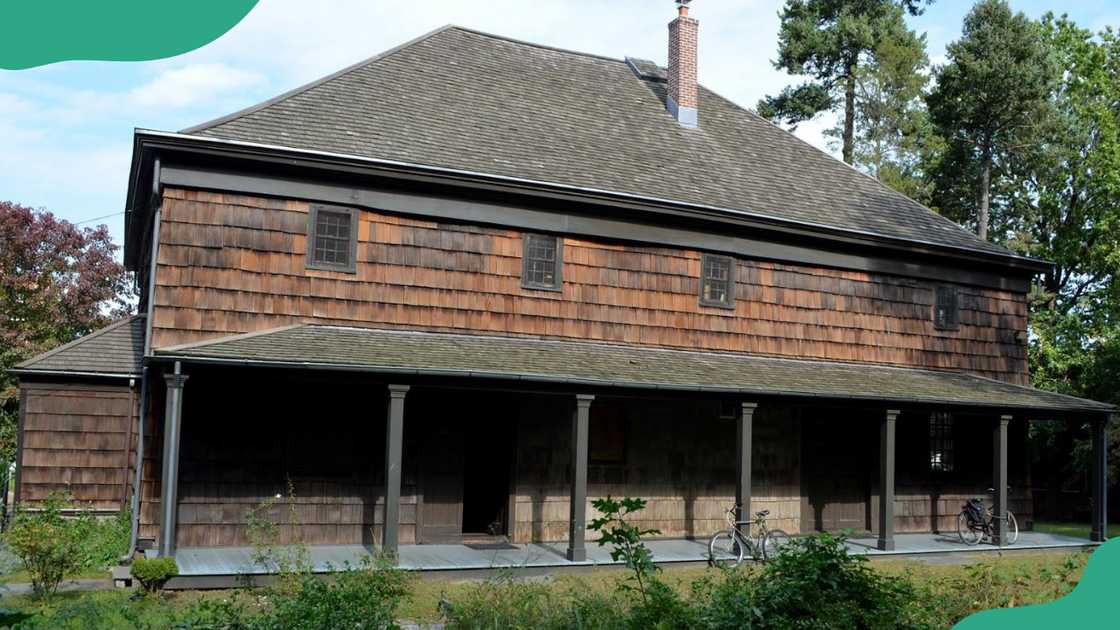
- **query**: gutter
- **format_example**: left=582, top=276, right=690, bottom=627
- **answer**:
left=124, top=366, right=150, bottom=562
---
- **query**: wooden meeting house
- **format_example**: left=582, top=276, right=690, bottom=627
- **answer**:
left=14, top=4, right=1114, bottom=568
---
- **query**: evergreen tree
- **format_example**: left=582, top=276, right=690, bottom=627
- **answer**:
left=758, top=0, right=930, bottom=165
left=926, top=0, right=1056, bottom=241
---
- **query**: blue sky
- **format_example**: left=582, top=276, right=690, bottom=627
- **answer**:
left=1, top=0, right=1116, bottom=251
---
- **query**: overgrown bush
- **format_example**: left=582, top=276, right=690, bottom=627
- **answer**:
left=4, top=492, right=82, bottom=598
left=740, top=532, right=923, bottom=629
left=67, top=506, right=132, bottom=570
left=130, top=557, right=179, bottom=594
left=441, top=573, right=626, bottom=630
left=251, top=558, right=411, bottom=630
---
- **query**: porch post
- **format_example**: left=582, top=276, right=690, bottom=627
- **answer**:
left=567, top=394, right=594, bottom=562
left=1090, top=414, right=1111, bottom=542
left=877, top=409, right=899, bottom=551
left=383, top=384, right=409, bottom=557
left=159, top=364, right=188, bottom=558
left=992, top=415, right=1011, bottom=546
left=736, top=403, right=758, bottom=527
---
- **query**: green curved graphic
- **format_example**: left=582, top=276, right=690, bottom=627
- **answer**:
left=956, top=538, right=1119, bottom=629
left=0, top=1, right=258, bottom=70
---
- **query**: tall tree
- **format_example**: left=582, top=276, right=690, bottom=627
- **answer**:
left=834, top=23, right=940, bottom=203
left=758, top=0, right=930, bottom=165
left=926, top=0, right=1056, bottom=241
left=0, top=202, right=134, bottom=466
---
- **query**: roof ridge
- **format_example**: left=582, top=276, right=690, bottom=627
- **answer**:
left=16, top=315, right=142, bottom=370
left=443, top=25, right=628, bottom=64
left=181, top=24, right=460, bottom=134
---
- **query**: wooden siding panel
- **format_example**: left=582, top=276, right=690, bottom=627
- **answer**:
left=17, top=383, right=138, bottom=511
left=151, top=188, right=1029, bottom=383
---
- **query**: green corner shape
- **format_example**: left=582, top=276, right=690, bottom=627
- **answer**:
left=0, top=1, right=259, bottom=70
left=955, top=538, right=1119, bottom=629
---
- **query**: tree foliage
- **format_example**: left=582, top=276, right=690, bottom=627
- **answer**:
left=759, top=0, right=930, bottom=164
left=0, top=202, right=134, bottom=464
left=927, top=0, right=1057, bottom=241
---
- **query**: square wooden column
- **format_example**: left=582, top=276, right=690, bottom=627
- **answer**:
left=159, top=366, right=188, bottom=558
left=1090, top=414, right=1112, bottom=542
left=567, top=394, right=594, bottom=562
left=992, top=415, right=1011, bottom=546
left=877, top=410, right=899, bottom=551
left=736, top=403, right=758, bottom=527
left=383, top=385, right=409, bottom=557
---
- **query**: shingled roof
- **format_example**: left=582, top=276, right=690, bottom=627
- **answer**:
left=182, top=26, right=1012, bottom=259
left=158, top=325, right=1114, bottom=414
left=15, top=316, right=144, bottom=379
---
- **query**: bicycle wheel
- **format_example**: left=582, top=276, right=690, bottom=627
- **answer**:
left=709, top=530, right=744, bottom=567
left=1005, top=512, right=1019, bottom=545
left=957, top=511, right=982, bottom=545
left=762, top=529, right=791, bottom=561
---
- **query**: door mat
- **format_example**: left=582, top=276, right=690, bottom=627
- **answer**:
left=464, top=542, right=519, bottom=551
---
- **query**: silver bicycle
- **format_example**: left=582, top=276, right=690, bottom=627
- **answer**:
left=709, top=507, right=791, bottom=566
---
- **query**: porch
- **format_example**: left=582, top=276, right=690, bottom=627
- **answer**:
left=165, top=532, right=1097, bottom=585
left=144, top=326, right=1115, bottom=571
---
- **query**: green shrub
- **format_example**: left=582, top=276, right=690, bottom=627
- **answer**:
left=249, top=557, right=411, bottom=630
left=67, top=506, right=132, bottom=571
left=4, top=493, right=82, bottom=598
left=740, top=532, right=924, bottom=629
left=441, top=573, right=627, bottom=630
left=130, top=557, right=179, bottom=594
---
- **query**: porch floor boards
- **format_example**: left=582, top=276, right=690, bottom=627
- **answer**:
left=172, top=532, right=1095, bottom=577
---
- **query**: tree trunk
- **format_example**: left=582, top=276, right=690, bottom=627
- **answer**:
left=978, top=145, right=992, bottom=241
left=843, top=62, right=857, bottom=165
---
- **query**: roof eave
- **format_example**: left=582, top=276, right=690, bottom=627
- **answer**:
left=127, top=129, right=1053, bottom=277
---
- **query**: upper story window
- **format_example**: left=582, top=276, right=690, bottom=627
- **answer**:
left=307, top=205, right=358, bottom=273
left=521, top=233, right=563, bottom=291
left=700, top=254, right=735, bottom=309
left=929, top=412, right=955, bottom=472
left=934, top=286, right=960, bottom=330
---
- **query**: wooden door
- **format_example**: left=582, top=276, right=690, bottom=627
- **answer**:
left=418, top=419, right=465, bottom=543
left=801, top=414, right=872, bottom=533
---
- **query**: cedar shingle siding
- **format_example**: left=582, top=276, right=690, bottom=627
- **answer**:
left=153, top=188, right=1031, bottom=383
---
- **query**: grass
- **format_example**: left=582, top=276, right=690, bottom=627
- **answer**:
left=0, top=551, right=1091, bottom=627
left=1032, top=520, right=1120, bottom=539
left=399, top=551, right=1088, bottom=623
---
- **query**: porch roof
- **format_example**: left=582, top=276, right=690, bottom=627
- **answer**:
left=156, top=325, right=1114, bottom=415
left=14, top=316, right=145, bottom=379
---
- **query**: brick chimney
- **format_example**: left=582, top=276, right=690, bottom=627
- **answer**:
left=668, top=0, right=699, bottom=128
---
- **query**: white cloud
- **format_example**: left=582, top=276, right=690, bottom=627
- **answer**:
left=128, top=63, right=266, bottom=108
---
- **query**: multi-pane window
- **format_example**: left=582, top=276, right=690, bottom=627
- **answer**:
left=934, top=286, right=960, bottom=330
left=700, top=254, right=735, bottom=308
left=521, top=233, right=562, bottom=290
left=929, top=412, right=955, bottom=473
left=307, top=205, right=357, bottom=273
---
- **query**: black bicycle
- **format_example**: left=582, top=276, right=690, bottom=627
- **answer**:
left=957, top=488, right=1018, bottom=546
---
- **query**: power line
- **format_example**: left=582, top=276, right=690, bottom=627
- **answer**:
left=74, top=211, right=125, bottom=226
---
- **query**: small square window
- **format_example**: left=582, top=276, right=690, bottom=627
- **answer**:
left=700, top=254, right=735, bottom=309
left=929, top=412, right=955, bottom=473
left=934, top=286, right=960, bottom=330
left=307, top=205, right=358, bottom=273
left=521, top=233, right=563, bottom=291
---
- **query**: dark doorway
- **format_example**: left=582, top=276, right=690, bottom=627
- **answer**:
left=801, top=411, right=874, bottom=533
left=462, top=416, right=514, bottom=536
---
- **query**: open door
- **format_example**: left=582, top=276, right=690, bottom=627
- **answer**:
left=417, top=419, right=465, bottom=543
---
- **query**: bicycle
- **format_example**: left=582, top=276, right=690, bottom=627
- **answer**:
left=708, top=506, right=791, bottom=567
left=957, top=487, right=1019, bottom=546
